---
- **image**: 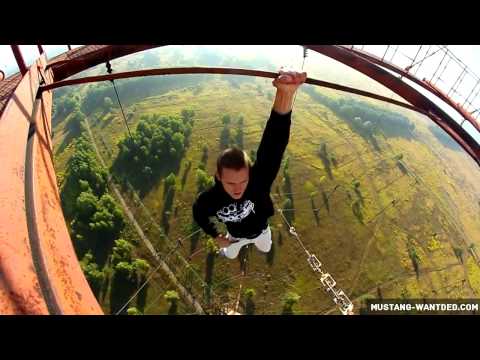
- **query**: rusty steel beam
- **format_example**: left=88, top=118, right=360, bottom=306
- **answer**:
left=48, top=45, right=159, bottom=81
left=306, top=45, right=480, bottom=167
left=0, top=54, right=49, bottom=314
left=39, top=66, right=424, bottom=115
left=11, top=45, right=28, bottom=76
left=26, top=56, right=102, bottom=314
left=339, top=45, right=480, bottom=134
left=0, top=54, right=103, bottom=315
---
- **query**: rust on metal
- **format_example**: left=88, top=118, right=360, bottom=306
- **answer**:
left=40, top=66, right=423, bottom=115
left=0, top=54, right=103, bottom=314
left=47, top=45, right=158, bottom=81
left=28, top=55, right=103, bottom=314
left=0, top=73, right=22, bottom=118
left=0, top=55, right=49, bottom=314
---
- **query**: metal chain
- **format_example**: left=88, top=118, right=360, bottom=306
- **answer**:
left=276, top=207, right=354, bottom=315
left=276, top=47, right=353, bottom=315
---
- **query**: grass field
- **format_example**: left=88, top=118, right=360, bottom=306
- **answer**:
left=52, top=63, right=480, bottom=314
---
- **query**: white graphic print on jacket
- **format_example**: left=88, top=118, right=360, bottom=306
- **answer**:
left=216, top=200, right=255, bottom=223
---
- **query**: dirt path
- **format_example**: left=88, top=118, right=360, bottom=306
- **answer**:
left=83, top=118, right=206, bottom=314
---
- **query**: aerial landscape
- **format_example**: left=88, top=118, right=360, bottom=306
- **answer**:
left=50, top=45, right=480, bottom=315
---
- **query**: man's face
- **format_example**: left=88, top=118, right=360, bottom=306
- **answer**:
left=217, top=166, right=249, bottom=200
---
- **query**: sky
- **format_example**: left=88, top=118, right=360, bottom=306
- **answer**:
left=1, top=44, right=479, bottom=144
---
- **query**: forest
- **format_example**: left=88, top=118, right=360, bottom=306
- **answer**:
left=50, top=47, right=480, bottom=315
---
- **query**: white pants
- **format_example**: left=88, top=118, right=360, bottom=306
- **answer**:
left=220, top=226, right=272, bottom=259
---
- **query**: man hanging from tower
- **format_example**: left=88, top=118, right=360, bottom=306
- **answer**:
left=192, top=69, right=307, bottom=259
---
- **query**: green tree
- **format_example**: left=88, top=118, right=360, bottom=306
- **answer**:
left=164, top=290, right=180, bottom=315
left=407, top=238, right=421, bottom=278
left=165, top=173, right=177, bottom=192
left=115, top=113, right=193, bottom=188
left=237, top=116, right=244, bottom=127
left=78, top=179, right=91, bottom=192
left=111, top=239, right=134, bottom=266
left=143, top=166, right=153, bottom=177
left=318, top=143, right=333, bottom=179
left=67, top=134, right=108, bottom=198
left=322, top=191, right=330, bottom=213
left=282, top=292, right=300, bottom=315
left=244, top=288, right=256, bottom=315
left=201, top=143, right=209, bottom=165
left=453, top=246, right=464, bottom=263
left=132, top=258, right=151, bottom=280
left=127, top=307, right=143, bottom=315
left=222, top=114, right=231, bottom=125
left=62, top=94, right=80, bottom=115
left=220, top=127, right=231, bottom=149
left=80, top=252, right=105, bottom=295
left=88, top=194, right=125, bottom=238
left=234, top=116, right=244, bottom=148
left=114, top=261, right=136, bottom=281
left=304, top=181, right=317, bottom=198
left=70, top=190, right=124, bottom=255
left=181, top=109, right=195, bottom=123
left=103, top=96, right=114, bottom=110
left=330, top=154, right=338, bottom=167
left=67, top=110, right=86, bottom=133
left=75, top=190, right=99, bottom=222
left=172, top=132, right=185, bottom=155
left=196, top=169, right=214, bottom=193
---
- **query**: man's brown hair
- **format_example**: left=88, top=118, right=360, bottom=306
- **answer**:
left=216, top=147, right=252, bottom=177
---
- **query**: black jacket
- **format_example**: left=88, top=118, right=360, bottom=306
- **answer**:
left=192, top=109, right=291, bottom=239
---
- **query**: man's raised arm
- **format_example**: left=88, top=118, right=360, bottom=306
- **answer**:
left=252, top=70, right=307, bottom=190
